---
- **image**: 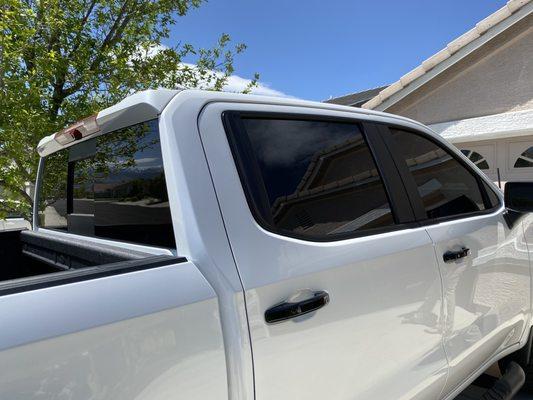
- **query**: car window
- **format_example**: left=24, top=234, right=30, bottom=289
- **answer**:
left=40, top=119, right=175, bottom=248
left=389, top=128, right=488, bottom=220
left=482, top=180, right=501, bottom=209
left=227, top=116, right=396, bottom=240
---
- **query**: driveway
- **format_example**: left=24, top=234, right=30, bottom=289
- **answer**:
left=458, top=374, right=532, bottom=399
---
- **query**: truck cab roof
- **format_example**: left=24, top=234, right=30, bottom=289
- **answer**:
left=37, top=89, right=423, bottom=157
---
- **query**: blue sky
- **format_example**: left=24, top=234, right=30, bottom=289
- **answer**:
left=166, top=0, right=508, bottom=101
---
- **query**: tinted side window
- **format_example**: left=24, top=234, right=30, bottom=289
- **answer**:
left=389, top=128, right=486, bottom=220
left=40, top=120, right=175, bottom=248
left=482, top=181, right=501, bottom=209
left=230, top=117, right=395, bottom=239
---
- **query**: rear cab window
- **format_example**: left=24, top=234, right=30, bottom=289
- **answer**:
left=40, top=119, right=175, bottom=248
left=224, top=114, right=397, bottom=241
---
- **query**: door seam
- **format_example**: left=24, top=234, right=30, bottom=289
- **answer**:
left=425, top=228, right=452, bottom=400
left=196, top=108, right=257, bottom=400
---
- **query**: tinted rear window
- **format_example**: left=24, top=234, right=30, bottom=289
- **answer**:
left=227, top=116, right=395, bottom=240
left=40, top=120, right=175, bottom=248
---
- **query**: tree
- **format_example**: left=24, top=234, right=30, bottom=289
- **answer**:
left=0, top=0, right=258, bottom=219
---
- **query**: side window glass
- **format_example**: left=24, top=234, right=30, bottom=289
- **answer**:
left=232, top=117, right=395, bottom=239
left=482, top=181, right=501, bottom=209
left=389, top=129, right=487, bottom=220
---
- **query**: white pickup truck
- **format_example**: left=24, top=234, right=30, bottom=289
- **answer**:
left=1, top=89, right=533, bottom=400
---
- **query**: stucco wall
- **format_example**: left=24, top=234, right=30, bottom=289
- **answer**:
left=387, top=15, right=533, bottom=125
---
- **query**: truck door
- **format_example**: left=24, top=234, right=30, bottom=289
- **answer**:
left=381, top=126, right=531, bottom=398
left=199, top=103, right=449, bottom=399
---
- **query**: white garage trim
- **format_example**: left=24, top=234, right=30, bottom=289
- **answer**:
left=428, top=109, right=533, bottom=144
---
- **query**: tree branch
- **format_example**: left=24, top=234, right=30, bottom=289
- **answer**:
left=63, top=0, right=136, bottom=97
left=0, top=180, right=33, bottom=205
left=22, top=0, right=45, bottom=74
left=0, top=147, right=33, bottom=181
left=68, top=0, right=98, bottom=57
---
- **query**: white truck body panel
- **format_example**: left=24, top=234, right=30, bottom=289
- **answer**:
left=0, top=260, right=228, bottom=399
left=159, top=93, right=255, bottom=400
left=428, top=208, right=530, bottom=397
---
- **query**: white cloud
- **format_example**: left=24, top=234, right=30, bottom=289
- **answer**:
left=223, top=74, right=291, bottom=97
left=178, top=62, right=292, bottom=98
left=145, top=44, right=168, bottom=59
left=134, top=45, right=292, bottom=98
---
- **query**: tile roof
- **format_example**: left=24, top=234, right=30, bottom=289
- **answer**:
left=361, top=0, right=532, bottom=110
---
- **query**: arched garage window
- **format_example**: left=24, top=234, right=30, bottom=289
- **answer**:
left=514, top=147, right=533, bottom=168
left=460, top=149, right=489, bottom=170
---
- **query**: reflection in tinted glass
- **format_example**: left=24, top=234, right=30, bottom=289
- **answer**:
left=237, top=118, right=395, bottom=238
left=482, top=181, right=500, bottom=209
left=40, top=120, right=175, bottom=248
left=69, top=139, right=97, bottom=234
left=390, top=129, right=486, bottom=219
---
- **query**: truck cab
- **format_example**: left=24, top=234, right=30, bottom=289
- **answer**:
left=0, top=89, right=532, bottom=399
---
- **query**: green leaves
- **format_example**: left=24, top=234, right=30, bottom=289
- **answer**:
left=0, top=0, right=257, bottom=221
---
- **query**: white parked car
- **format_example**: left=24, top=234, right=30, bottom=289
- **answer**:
left=1, top=89, right=533, bottom=399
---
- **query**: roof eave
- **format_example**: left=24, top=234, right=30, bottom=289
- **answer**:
left=363, top=0, right=532, bottom=111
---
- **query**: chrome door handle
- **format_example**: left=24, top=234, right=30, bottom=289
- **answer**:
left=264, top=291, right=330, bottom=324
left=443, top=247, right=470, bottom=263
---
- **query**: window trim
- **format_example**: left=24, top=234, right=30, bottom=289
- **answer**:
left=460, top=149, right=490, bottom=171
left=362, top=122, right=416, bottom=223
left=221, top=111, right=417, bottom=243
left=378, top=123, right=502, bottom=226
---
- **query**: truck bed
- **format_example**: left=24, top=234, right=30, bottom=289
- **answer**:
left=0, top=229, right=153, bottom=282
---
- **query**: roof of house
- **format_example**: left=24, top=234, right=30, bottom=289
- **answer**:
left=358, top=0, right=532, bottom=111
left=324, top=86, right=388, bottom=107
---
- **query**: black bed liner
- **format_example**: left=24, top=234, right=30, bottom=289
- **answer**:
left=0, top=229, right=183, bottom=295
left=21, top=229, right=149, bottom=270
